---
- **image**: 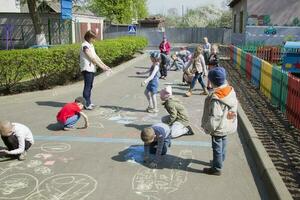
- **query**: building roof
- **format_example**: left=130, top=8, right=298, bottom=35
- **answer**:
left=228, top=0, right=242, bottom=8
left=39, top=1, right=97, bottom=17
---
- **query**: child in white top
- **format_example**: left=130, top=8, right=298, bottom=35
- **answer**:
left=136, top=51, right=161, bottom=113
left=0, top=121, right=34, bottom=160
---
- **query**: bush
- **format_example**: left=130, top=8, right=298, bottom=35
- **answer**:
left=0, top=36, right=148, bottom=94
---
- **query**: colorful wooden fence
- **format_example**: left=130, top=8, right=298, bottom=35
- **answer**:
left=229, top=45, right=300, bottom=130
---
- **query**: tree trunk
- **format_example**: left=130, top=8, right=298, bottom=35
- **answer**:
left=27, top=0, right=47, bottom=45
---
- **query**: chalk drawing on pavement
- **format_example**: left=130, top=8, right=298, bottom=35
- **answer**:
left=132, top=150, right=193, bottom=200
left=26, top=160, right=43, bottom=168
left=34, top=153, right=53, bottom=160
left=25, top=173, right=98, bottom=200
left=34, top=166, right=52, bottom=175
left=0, top=173, right=38, bottom=199
left=41, top=143, right=71, bottom=153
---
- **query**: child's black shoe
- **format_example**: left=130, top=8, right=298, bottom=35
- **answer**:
left=186, top=126, right=195, bottom=135
left=202, top=167, right=221, bottom=176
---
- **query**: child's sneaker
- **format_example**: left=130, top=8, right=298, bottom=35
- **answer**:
left=148, top=108, right=159, bottom=113
left=146, top=106, right=153, bottom=112
left=202, top=167, right=221, bottom=176
left=186, top=126, right=195, bottom=135
left=200, top=90, right=208, bottom=95
left=18, top=151, right=27, bottom=161
left=185, top=90, right=192, bottom=97
left=85, top=105, right=94, bottom=110
left=63, top=126, right=75, bottom=131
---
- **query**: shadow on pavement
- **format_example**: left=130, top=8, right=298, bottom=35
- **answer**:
left=125, top=124, right=152, bottom=131
left=128, top=75, right=147, bottom=79
left=111, top=145, right=210, bottom=172
left=36, top=101, right=66, bottom=107
left=47, top=122, right=63, bottom=131
left=134, top=66, right=149, bottom=69
left=100, top=105, right=146, bottom=113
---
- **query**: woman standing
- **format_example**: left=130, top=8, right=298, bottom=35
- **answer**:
left=185, top=45, right=208, bottom=97
left=159, top=36, right=171, bottom=79
left=80, top=30, right=111, bottom=110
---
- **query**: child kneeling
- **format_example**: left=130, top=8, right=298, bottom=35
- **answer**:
left=56, top=97, right=89, bottom=131
left=160, top=86, right=194, bottom=138
left=0, top=121, right=34, bottom=161
left=141, top=123, right=171, bottom=168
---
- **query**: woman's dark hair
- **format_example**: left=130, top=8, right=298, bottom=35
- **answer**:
left=84, top=30, right=97, bottom=42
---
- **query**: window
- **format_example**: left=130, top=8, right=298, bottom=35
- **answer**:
left=240, top=11, right=244, bottom=33
left=233, top=14, right=237, bottom=33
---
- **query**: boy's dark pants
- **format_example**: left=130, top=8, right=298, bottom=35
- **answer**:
left=1, top=135, right=31, bottom=154
left=82, top=71, right=95, bottom=107
left=160, top=53, right=168, bottom=77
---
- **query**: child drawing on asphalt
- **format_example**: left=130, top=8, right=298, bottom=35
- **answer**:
left=141, top=123, right=171, bottom=168
left=56, top=97, right=89, bottom=131
left=201, top=67, right=238, bottom=175
left=207, top=44, right=220, bottom=90
left=0, top=121, right=34, bottom=161
left=136, top=51, right=161, bottom=113
left=160, top=86, right=195, bottom=138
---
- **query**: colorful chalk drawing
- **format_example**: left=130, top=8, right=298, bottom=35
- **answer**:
left=0, top=173, right=38, bottom=199
left=132, top=150, right=193, bottom=200
left=34, top=153, right=53, bottom=160
left=41, top=143, right=71, bottom=153
left=25, top=174, right=98, bottom=200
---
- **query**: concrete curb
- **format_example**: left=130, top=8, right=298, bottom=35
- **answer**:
left=0, top=53, right=149, bottom=102
left=237, top=105, right=293, bottom=200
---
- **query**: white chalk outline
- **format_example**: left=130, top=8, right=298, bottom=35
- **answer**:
left=0, top=173, right=38, bottom=199
left=25, top=173, right=98, bottom=200
left=41, top=143, right=71, bottom=153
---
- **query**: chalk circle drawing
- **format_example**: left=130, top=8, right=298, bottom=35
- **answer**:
left=34, top=153, right=53, bottom=160
left=27, top=160, right=43, bottom=168
left=25, top=173, right=98, bottom=200
left=41, top=143, right=71, bottom=153
left=34, top=166, right=52, bottom=175
left=0, top=173, right=38, bottom=199
left=132, top=150, right=193, bottom=200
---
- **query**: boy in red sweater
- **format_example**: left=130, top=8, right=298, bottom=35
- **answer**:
left=56, top=97, right=89, bottom=131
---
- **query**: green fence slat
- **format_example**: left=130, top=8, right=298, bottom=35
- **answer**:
left=280, top=71, right=288, bottom=113
left=271, top=66, right=282, bottom=107
left=241, top=50, right=247, bottom=77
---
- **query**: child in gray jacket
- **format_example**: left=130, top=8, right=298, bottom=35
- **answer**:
left=201, top=67, right=238, bottom=175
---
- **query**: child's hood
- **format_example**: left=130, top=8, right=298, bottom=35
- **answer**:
left=212, top=85, right=237, bottom=108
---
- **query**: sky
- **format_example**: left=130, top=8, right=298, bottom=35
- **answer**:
left=147, top=0, right=228, bottom=15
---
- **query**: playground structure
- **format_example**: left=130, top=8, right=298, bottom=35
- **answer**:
left=283, top=41, right=300, bottom=73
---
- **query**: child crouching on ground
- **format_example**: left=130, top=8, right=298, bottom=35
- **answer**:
left=136, top=51, right=160, bottom=113
left=0, top=121, right=34, bottom=160
left=141, top=123, right=171, bottom=168
left=160, top=86, right=194, bottom=138
left=201, top=67, right=238, bottom=175
left=56, top=97, right=89, bottom=131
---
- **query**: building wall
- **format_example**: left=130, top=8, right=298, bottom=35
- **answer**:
left=231, top=0, right=247, bottom=45
left=247, top=0, right=300, bottom=26
left=72, top=15, right=103, bottom=43
left=0, top=0, right=20, bottom=13
left=246, top=26, right=300, bottom=45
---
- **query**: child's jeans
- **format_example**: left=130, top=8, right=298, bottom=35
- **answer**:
left=212, top=135, right=227, bottom=171
left=64, top=114, right=81, bottom=128
left=82, top=71, right=95, bottom=107
left=190, top=72, right=206, bottom=90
